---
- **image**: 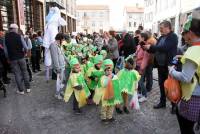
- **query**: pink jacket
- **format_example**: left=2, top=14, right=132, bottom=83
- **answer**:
left=136, top=37, right=157, bottom=74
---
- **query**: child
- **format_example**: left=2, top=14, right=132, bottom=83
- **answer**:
left=94, top=59, right=122, bottom=122
left=116, top=55, right=140, bottom=114
left=86, top=55, right=104, bottom=104
left=64, top=58, right=90, bottom=114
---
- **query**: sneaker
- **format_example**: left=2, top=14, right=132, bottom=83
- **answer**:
left=101, top=119, right=109, bottom=124
left=138, top=93, right=143, bottom=99
left=123, top=106, right=130, bottom=114
left=139, top=96, right=147, bottom=103
left=115, top=107, right=123, bottom=114
left=108, top=118, right=115, bottom=122
left=16, top=90, right=25, bottom=95
left=55, top=94, right=63, bottom=100
left=26, top=89, right=31, bottom=93
left=74, top=109, right=82, bottom=115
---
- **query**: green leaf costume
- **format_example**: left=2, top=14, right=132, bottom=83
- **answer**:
left=117, top=69, right=140, bottom=95
left=93, top=75, right=123, bottom=106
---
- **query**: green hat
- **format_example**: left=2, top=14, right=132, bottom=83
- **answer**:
left=103, top=59, right=113, bottom=69
left=69, top=58, right=79, bottom=68
left=100, top=50, right=107, bottom=59
left=93, top=55, right=103, bottom=64
left=183, top=15, right=192, bottom=32
left=92, top=46, right=97, bottom=52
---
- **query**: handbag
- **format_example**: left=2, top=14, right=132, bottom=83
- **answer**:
left=164, top=75, right=182, bottom=103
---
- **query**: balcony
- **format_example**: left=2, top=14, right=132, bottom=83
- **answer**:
left=46, top=0, right=65, bottom=9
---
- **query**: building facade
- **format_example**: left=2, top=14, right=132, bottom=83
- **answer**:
left=0, top=0, right=45, bottom=32
left=124, top=6, right=144, bottom=32
left=144, top=0, right=200, bottom=34
left=66, top=0, right=77, bottom=33
left=76, top=5, right=110, bottom=34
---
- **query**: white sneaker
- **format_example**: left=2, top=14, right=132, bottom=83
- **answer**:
left=139, top=96, right=147, bottom=103
left=26, top=89, right=31, bottom=93
left=55, top=94, right=63, bottom=100
left=138, top=93, right=143, bottom=99
left=16, top=90, right=25, bottom=95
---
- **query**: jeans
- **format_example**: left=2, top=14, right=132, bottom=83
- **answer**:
left=11, top=58, right=30, bottom=92
left=138, top=73, right=147, bottom=97
left=144, top=64, right=153, bottom=92
left=157, top=66, right=168, bottom=105
left=26, top=58, right=32, bottom=81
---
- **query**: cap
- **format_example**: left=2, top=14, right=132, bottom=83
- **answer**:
left=9, top=24, right=19, bottom=29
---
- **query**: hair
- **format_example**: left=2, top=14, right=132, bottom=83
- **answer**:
left=126, top=58, right=134, bottom=66
left=140, top=32, right=149, bottom=41
left=160, top=20, right=172, bottom=30
left=190, top=19, right=200, bottom=37
left=109, top=30, right=115, bottom=37
left=55, top=33, right=64, bottom=45
left=18, top=29, right=24, bottom=36
left=37, top=31, right=42, bottom=36
left=55, top=33, right=64, bottom=40
left=135, top=30, right=141, bottom=35
left=138, top=25, right=144, bottom=31
left=32, top=33, right=37, bottom=39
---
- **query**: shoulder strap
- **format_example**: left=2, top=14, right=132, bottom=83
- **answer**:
left=195, top=73, right=200, bottom=84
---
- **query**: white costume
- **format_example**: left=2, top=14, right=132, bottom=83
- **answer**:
left=43, top=7, right=67, bottom=66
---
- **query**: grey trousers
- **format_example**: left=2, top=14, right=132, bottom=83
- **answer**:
left=11, top=58, right=30, bottom=92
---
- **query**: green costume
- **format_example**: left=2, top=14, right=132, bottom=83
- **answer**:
left=117, top=69, right=140, bottom=95
left=86, top=55, right=104, bottom=90
left=64, top=58, right=90, bottom=107
left=94, top=59, right=122, bottom=106
left=180, top=46, right=200, bottom=100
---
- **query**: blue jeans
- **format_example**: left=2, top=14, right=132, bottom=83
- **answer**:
left=11, top=58, right=30, bottom=92
left=138, top=73, right=147, bottom=97
left=144, top=64, right=153, bottom=92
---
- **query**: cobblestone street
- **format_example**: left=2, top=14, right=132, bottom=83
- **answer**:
left=0, top=70, right=180, bottom=134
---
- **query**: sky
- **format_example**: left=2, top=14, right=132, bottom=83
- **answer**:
left=76, top=0, right=144, bottom=30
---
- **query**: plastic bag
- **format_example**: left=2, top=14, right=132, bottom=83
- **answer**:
left=130, top=91, right=140, bottom=110
left=164, top=75, right=181, bottom=103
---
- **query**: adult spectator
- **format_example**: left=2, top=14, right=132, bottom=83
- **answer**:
left=4, top=24, right=31, bottom=94
left=49, top=33, right=66, bottom=99
left=134, top=30, right=141, bottom=46
left=0, top=30, right=10, bottom=84
left=169, top=9, right=200, bottom=134
left=121, top=33, right=137, bottom=58
left=107, top=30, right=119, bottom=67
left=136, top=31, right=157, bottom=102
left=19, top=30, right=33, bottom=82
left=31, top=33, right=41, bottom=72
left=143, top=21, right=178, bottom=109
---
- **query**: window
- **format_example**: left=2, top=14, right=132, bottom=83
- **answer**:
left=129, top=22, right=131, bottom=27
left=129, top=15, right=132, bottom=19
left=134, top=22, right=136, bottom=27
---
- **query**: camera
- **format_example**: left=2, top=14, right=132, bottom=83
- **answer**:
left=139, top=41, right=146, bottom=46
left=171, top=56, right=182, bottom=71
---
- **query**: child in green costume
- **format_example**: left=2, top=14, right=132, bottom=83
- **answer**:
left=94, top=59, right=122, bottom=122
left=64, top=58, right=90, bottom=114
left=86, top=55, right=104, bottom=104
left=116, top=56, right=140, bottom=114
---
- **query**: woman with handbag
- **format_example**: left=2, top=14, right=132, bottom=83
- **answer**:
left=169, top=9, right=200, bottom=134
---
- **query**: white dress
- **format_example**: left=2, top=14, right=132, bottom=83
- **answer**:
left=43, top=7, right=67, bottom=67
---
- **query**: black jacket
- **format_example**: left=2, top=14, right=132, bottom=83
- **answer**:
left=148, top=32, right=178, bottom=66
left=5, top=32, right=25, bottom=61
